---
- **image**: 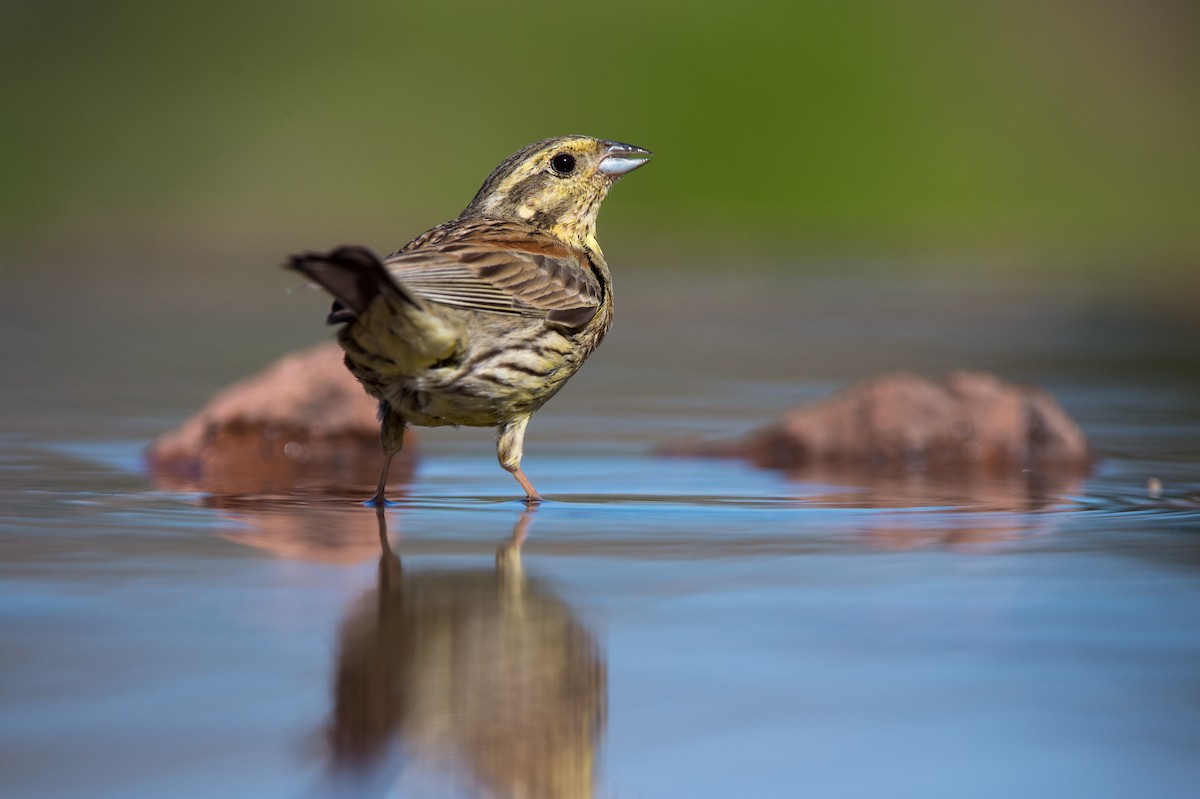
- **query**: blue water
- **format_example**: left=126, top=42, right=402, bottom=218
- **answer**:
left=2, top=269, right=1199, bottom=798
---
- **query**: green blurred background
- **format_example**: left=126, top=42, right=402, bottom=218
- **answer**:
left=3, top=0, right=1198, bottom=282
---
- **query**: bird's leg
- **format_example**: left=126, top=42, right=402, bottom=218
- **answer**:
left=369, top=403, right=406, bottom=506
left=497, top=414, right=542, bottom=503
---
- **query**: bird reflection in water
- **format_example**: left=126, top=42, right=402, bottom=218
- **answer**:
left=321, top=507, right=606, bottom=798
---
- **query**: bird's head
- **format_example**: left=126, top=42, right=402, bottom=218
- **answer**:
left=461, top=135, right=652, bottom=252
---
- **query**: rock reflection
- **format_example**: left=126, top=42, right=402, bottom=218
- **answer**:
left=793, top=465, right=1082, bottom=510
left=792, top=465, right=1087, bottom=549
left=211, top=497, right=388, bottom=563
left=325, top=509, right=606, bottom=798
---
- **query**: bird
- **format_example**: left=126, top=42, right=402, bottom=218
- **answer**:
left=287, top=135, right=652, bottom=505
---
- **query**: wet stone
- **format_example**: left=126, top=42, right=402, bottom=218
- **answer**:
left=674, top=370, right=1092, bottom=474
left=146, top=343, right=415, bottom=496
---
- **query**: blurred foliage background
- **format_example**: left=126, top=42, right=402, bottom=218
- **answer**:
left=2, top=0, right=1198, bottom=281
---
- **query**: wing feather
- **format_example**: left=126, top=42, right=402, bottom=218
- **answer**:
left=380, top=225, right=603, bottom=328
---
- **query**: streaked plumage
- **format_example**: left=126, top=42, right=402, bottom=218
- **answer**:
left=288, top=135, right=651, bottom=503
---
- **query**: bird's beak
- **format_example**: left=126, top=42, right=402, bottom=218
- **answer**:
left=598, top=140, right=653, bottom=176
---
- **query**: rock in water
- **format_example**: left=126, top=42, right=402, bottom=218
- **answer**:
left=738, top=370, right=1091, bottom=473
left=146, top=343, right=415, bottom=496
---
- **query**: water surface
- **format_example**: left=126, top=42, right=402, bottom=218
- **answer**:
left=2, top=266, right=1199, bottom=798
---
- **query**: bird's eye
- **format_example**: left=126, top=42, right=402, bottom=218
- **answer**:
left=550, top=153, right=576, bottom=175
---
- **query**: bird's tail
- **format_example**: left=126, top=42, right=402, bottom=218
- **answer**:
left=287, top=246, right=459, bottom=374
left=287, top=245, right=421, bottom=321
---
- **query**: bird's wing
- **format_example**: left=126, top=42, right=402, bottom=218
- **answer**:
left=381, top=231, right=603, bottom=328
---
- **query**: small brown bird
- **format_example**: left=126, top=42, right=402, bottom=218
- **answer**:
left=288, top=136, right=651, bottom=504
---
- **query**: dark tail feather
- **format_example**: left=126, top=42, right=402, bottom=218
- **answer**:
left=286, top=245, right=419, bottom=319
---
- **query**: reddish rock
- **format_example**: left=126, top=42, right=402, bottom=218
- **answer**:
left=147, top=343, right=416, bottom=496
left=686, top=371, right=1092, bottom=474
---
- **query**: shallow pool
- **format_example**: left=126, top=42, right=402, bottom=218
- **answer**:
left=2, top=266, right=1198, bottom=798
